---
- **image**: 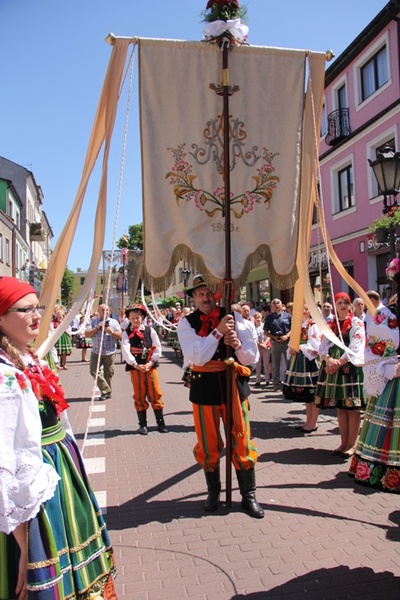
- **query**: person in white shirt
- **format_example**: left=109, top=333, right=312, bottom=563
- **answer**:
left=177, top=275, right=263, bottom=519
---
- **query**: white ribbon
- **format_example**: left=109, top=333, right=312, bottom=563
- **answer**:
left=204, top=18, right=249, bottom=43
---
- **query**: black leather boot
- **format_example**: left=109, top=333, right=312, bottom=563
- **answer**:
left=137, top=410, right=148, bottom=435
left=154, top=409, right=168, bottom=433
left=204, top=468, right=221, bottom=512
left=236, top=469, right=264, bottom=519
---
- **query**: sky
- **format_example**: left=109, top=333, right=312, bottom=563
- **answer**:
left=0, top=0, right=388, bottom=271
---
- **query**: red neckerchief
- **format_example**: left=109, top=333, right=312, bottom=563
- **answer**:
left=328, top=312, right=353, bottom=336
left=24, top=363, right=69, bottom=417
left=300, top=319, right=314, bottom=342
left=198, top=307, right=221, bottom=338
left=128, top=326, right=144, bottom=340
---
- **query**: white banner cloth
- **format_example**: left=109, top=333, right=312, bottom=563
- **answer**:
left=139, top=39, right=324, bottom=291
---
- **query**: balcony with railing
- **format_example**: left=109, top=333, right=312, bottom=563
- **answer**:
left=325, top=108, right=350, bottom=146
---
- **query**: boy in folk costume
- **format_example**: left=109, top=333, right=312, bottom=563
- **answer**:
left=177, top=275, right=264, bottom=519
left=121, top=305, right=168, bottom=435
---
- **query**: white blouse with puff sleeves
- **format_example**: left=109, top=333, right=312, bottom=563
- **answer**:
left=0, top=357, right=60, bottom=534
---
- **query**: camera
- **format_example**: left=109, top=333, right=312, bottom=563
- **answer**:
left=105, top=320, right=110, bottom=328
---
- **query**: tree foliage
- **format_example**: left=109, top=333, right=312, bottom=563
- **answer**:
left=61, top=267, right=75, bottom=306
left=117, top=223, right=143, bottom=250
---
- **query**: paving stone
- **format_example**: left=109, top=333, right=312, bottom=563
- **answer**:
left=61, top=346, right=400, bottom=599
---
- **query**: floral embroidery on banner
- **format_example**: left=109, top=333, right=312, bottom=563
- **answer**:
left=166, top=143, right=280, bottom=219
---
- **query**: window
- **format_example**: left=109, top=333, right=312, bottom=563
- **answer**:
left=338, top=165, right=354, bottom=212
left=361, top=46, right=388, bottom=101
left=5, top=238, right=10, bottom=265
left=320, top=103, right=327, bottom=137
left=80, top=277, right=85, bottom=285
left=337, top=84, right=347, bottom=110
left=8, top=201, right=13, bottom=221
left=0, top=234, right=3, bottom=262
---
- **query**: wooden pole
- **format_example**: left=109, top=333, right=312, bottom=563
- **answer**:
left=222, top=38, right=233, bottom=507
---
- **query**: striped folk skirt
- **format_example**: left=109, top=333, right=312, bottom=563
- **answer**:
left=55, top=331, right=73, bottom=356
left=314, top=346, right=366, bottom=410
left=282, top=352, right=319, bottom=402
left=0, top=420, right=116, bottom=599
left=349, top=377, right=400, bottom=493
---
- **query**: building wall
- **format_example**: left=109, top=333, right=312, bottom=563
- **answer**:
left=311, top=4, right=400, bottom=300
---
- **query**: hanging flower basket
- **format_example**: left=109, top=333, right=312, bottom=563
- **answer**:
left=375, top=227, right=388, bottom=244
left=29, top=223, right=46, bottom=241
left=368, top=206, right=400, bottom=234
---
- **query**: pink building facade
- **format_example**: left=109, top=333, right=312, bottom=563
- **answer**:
left=310, top=0, right=400, bottom=302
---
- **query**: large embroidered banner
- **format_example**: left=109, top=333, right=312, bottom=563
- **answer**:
left=139, top=38, right=325, bottom=291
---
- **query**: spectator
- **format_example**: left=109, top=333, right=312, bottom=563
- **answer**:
left=51, top=306, right=72, bottom=370
left=321, top=302, right=334, bottom=322
left=382, top=286, right=393, bottom=306
left=85, top=303, right=122, bottom=401
left=75, top=314, right=92, bottom=362
left=353, top=297, right=366, bottom=322
left=263, top=298, right=291, bottom=392
left=253, top=311, right=271, bottom=386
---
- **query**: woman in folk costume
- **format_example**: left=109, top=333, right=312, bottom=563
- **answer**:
left=349, top=301, right=400, bottom=492
left=121, top=304, right=167, bottom=436
left=314, top=292, right=366, bottom=457
left=282, top=304, right=321, bottom=433
left=52, top=305, right=72, bottom=369
left=0, top=277, right=117, bottom=600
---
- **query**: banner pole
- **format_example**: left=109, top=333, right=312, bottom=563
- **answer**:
left=221, top=38, right=233, bottom=507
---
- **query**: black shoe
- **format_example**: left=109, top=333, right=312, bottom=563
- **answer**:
left=254, top=382, right=261, bottom=387
left=102, top=392, right=111, bottom=400
left=138, top=425, right=148, bottom=435
left=301, top=427, right=318, bottom=433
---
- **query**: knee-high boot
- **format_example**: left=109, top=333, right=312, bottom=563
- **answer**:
left=154, top=409, right=168, bottom=433
left=236, top=469, right=264, bottom=519
left=204, top=468, right=221, bottom=512
left=137, top=410, right=148, bottom=435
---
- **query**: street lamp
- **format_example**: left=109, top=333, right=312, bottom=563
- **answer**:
left=181, top=266, right=192, bottom=306
left=368, top=144, right=400, bottom=260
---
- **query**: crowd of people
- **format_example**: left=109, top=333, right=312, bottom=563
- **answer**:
left=1, top=272, right=400, bottom=598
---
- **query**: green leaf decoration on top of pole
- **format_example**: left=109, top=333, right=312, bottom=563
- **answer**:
left=201, top=0, right=249, bottom=47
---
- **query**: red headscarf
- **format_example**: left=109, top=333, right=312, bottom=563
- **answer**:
left=0, top=276, right=37, bottom=316
left=334, top=292, right=351, bottom=304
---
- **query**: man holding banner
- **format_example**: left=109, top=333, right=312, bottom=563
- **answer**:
left=177, top=275, right=264, bottom=519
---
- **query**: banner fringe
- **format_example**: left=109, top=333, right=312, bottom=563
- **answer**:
left=142, top=243, right=298, bottom=294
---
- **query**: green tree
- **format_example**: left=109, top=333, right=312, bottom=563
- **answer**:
left=61, top=267, right=75, bottom=307
left=117, top=223, right=143, bottom=250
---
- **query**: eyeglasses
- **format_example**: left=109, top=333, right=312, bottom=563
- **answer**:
left=7, top=305, right=45, bottom=315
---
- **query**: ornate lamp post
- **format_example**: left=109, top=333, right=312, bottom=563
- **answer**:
left=369, top=145, right=400, bottom=326
left=181, top=266, right=192, bottom=306
left=368, top=144, right=400, bottom=261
